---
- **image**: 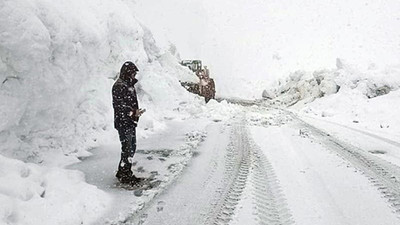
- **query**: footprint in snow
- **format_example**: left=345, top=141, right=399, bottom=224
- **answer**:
left=157, top=201, right=166, bottom=212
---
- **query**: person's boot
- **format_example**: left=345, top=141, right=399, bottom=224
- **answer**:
left=116, top=171, right=122, bottom=179
left=130, top=175, right=146, bottom=186
left=116, top=171, right=133, bottom=184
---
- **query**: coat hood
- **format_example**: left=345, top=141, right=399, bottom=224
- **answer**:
left=119, top=61, right=139, bottom=82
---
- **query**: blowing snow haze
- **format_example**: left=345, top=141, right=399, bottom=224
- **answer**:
left=136, top=0, right=400, bottom=98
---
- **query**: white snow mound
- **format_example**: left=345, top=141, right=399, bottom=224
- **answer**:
left=265, top=59, right=400, bottom=107
left=265, top=59, right=400, bottom=136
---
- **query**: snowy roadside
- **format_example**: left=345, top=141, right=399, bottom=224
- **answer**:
left=296, top=88, right=400, bottom=143
left=287, top=85, right=400, bottom=167
left=262, top=60, right=400, bottom=167
left=298, top=115, right=400, bottom=168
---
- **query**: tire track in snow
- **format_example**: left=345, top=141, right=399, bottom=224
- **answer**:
left=303, top=115, right=400, bottom=149
left=249, top=140, right=294, bottom=225
left=208, top=122, right=294, bottom=225
left=297, top=118, right=400, bottom=215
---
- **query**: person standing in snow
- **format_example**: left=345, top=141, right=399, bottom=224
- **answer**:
left=112, top=61, right=145, bottom=185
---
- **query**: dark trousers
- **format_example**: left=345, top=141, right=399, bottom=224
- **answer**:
left=116, top=128, right=136, bottom=180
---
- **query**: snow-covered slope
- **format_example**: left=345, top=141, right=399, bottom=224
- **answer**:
left=0, top=0, right=204, bottom=224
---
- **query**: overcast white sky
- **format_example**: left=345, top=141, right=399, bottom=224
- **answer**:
left=135, top=0, right=400, bottom=83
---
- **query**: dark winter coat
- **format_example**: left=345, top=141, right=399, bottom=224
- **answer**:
left=112, top=77, right=139, bottom=130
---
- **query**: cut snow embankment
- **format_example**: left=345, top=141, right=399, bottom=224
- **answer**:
left=0, top=0, right=208, bottom=224
left=264, top=59, right=400, bottom=140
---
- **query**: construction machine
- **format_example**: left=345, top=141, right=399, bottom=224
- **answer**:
left=180, top=60, right=216, bottom=103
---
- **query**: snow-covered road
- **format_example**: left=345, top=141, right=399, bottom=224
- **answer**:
left=71, top=104, right=400, bottom=225
left=249, top=107, right=400, bottom=225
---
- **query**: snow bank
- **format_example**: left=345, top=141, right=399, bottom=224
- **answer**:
left=266, top=59, right=400, bottom=106
left=265, top=59, right=400, bottom=136
left=0, top=0, right=205, bottom=223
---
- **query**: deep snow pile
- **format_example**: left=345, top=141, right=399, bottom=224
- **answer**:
left=265, top=59, right=400, bottom=137
left=0, top=0, right=205, bottom=224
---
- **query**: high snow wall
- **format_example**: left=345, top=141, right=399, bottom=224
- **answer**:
left=0, top=0, right=200, bottom=166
